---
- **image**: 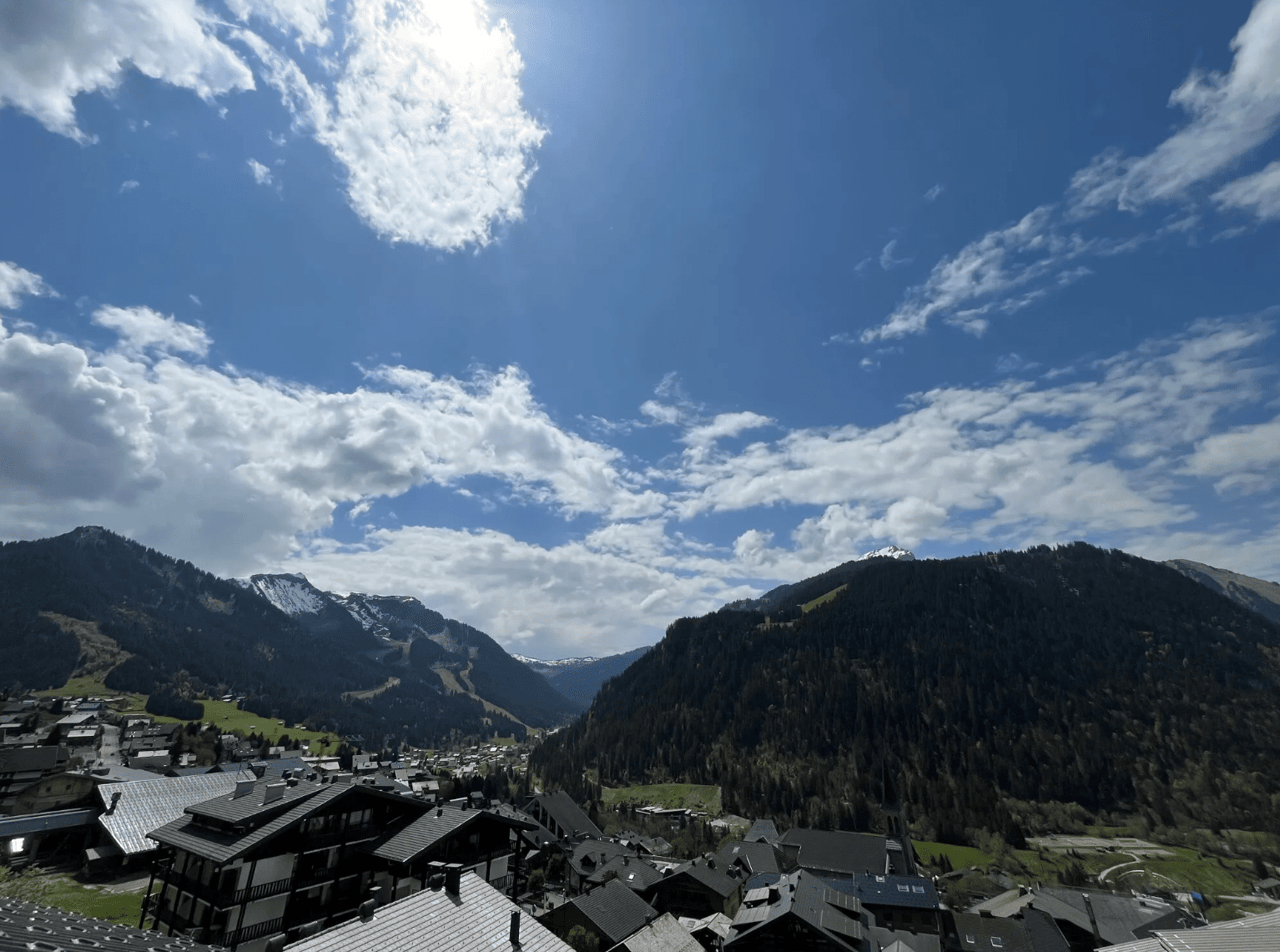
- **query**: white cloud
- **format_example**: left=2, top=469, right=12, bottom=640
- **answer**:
left=3, top=260, right=1279, bottom=653
left=860, top=0, right=1280, bottom=342
left=1068, top=0, right=1280, bottom=214
left=924, top=183, right=944, bottom=202
left=0, top=0, right=254, bottom=143
left=246, top=157, right=274, bottom=185
left=92, top=306, right=211, bottom=357
left=640, top=400, right=680, bottom=425
left=239, top=0, right=547, bottom=250
left=188, top=294, right=202, bottom=306
left=0, top=260, right=56, bottom=311
left=863, top=206, right=1081, bottom=340
left=225, top=0, right=332, bottom=49
left=879, top=238, right=911, bottom=270
left=682, top=411, right=773, bottom=450
left=1214, top=159, right=1280, bottom=221
left=119, top=180, right=140, bottom=194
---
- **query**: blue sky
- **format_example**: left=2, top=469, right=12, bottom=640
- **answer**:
left=2, top=0, right=1279, bottom=659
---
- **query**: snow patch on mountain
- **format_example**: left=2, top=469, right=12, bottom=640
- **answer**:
left=858, top=545, right=915, bottom=561
left=241, top=572, right=329, bottom=616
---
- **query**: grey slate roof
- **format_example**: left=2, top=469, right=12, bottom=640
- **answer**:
left=186, top=776, right=323, bottom=825
left=954, top=912, right=1037, bottom=952
left=612, top=912, right=703, bottom=952
left=1029, top=887, right=1177, bottom=946
left=778, top=828, right=890, bottom=877
left=565, top=879, right=659, bottom=946
left=96, top=771, right=247, bottom=855
left=0, top=896, right=211, bottom=951
left=527, top=790, right=603, bottom=839
left=1021, top=908, right=1071, bottom=952
left=660, top=855, right=741, bottom=899
left=587, top=854, right=665, bottom=893
left=149, top=782, right=347, bottom=864
left=727, top=870, right=864, bottom=951
left=743, top=819, right=779, bottom=844
left=852, top=873, right=939, bottom=910
left=369, top=805, right=476, bottom=863
left=284, top=871, right=575, bottom=952
left=715, top=840, right=792, bottom=877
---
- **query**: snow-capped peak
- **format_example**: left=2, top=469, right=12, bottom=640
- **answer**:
left=858, top=545, right=915, bottom=562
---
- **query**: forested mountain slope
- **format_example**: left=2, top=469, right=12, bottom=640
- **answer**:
left=532, top=543, right=1280, bottom=843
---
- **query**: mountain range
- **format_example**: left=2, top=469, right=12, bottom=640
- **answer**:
left=0, top=527, right=579, bottom=746
left=513, top=648, right=653, bottom=709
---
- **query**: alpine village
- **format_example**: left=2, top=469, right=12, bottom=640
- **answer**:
left=1, top=526, right=1280, bottom=952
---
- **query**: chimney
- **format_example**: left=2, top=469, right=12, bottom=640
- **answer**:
left=263, top=782, right=286, bottom=804
left=1082, top=893, right=1102, bottom=946
left=358, top=898, right=377, bottom=920
left=233, top=778, right=255, bottom=799
left=444, top=863, right=463, bottom=896
left=106, top=791, right=122, bottom=815
left=249, top=761, right=267, bottom=778
left=509, top=910, right=521, bottom=945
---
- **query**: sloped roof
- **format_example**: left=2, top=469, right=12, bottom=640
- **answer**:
left=368, top=804, right=532, bottom=864
left=285, top=871, right=574, bottom=952
left=149, top=782, right=350, bottom=864
left=853, top=873, right=939, bottom=910
left=954, top=912, right=1036, bottom=952
left=0, top=897, right=211, bottom=951
left=1030, top=888, right=1176, bottom=946
left=743, top=819, right=779, bottom=844
left=527, top=790, right=603, bottom=839
left=716, top=840, right=791, bottom=876
left=1101, top=907, right=1280, bottom=952
left=727, top=869, right=864, bottom=951
left=567, top=878, right=659, bottom=945
left=658, top=855, right=741, bottom=899
left=777, top=828, right=889, bottom=876
left=614, top=912, right=703, bottom=952
left=186, top=776, right=323, bottom=825
left=587, top=854, right=665, bottom=892
left=96, top=772, right=246, bottom=855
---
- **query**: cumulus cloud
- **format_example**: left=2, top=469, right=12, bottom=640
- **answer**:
left=119, top=180, right=140, bottom=194
left=0, top=0, right=254, bottom=143
left=246, top=157, right=273, bottom=185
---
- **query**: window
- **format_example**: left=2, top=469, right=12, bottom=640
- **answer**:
left=991, top=938, right=1003, bottom=948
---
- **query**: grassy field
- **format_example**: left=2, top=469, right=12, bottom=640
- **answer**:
left=913, top=840, right=995, bottom=870
left=0, top=868, right=145, bottom=927
left=601, top=783, right=723, bottom=816
left=36, top=677, right=337, bottom=753
left=801, top=585, right=847, bottom=613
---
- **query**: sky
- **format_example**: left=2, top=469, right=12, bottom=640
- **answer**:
left=2, top=0, right=1280, bottom=660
